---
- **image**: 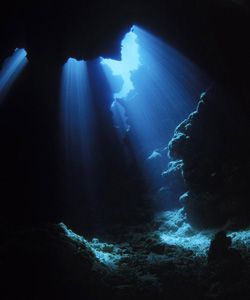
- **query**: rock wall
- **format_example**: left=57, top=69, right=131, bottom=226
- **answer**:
left=168, top=88, right=250, bottom=229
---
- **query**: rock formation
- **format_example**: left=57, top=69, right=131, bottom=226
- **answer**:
left=168, top=88, right=250, bottom=229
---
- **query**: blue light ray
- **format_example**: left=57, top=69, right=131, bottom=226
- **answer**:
left=100, top=25, right=210, bottom=190
left=0, top=48, right=28, bottom=103
left=60, top=58, right=96, bottom=202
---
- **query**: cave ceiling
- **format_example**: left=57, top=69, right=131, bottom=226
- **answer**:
left=0, top=0, right=249, bottom=91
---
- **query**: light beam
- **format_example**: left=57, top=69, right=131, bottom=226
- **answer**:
left=100, top=25, right=209, bottom=190
left=0, top=48, right=28, bottom=103
left=60, top=58, right=96, bottom=206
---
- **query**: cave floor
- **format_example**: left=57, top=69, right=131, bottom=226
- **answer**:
left=1, top=210, right=250, bottom=300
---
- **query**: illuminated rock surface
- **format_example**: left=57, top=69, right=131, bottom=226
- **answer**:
left=1, top=213, right=249, bottom=299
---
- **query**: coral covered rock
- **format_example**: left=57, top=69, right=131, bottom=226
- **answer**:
left=168, top=88, right=250, bottom=229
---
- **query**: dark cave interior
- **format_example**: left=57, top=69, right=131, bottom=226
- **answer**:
left=0, top=0, right=250, bottom=299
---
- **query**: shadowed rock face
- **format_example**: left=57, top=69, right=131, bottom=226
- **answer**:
left=0, top=223, right=108, bottom=299
left=168, top=88, right=250, bottom=229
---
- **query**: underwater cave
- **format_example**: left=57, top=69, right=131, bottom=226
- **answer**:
left=0, top=1, right=250, bottom=299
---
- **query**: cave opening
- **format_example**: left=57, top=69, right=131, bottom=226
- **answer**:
left=100, top=25, right=208, bottom=195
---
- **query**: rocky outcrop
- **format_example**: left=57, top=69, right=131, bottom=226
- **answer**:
left=0, top=223, right=107, bottom=299
left=168, top=88, right=250, bottom=229
left=0, top=219, right=249, bottom=299
left=156, top=160, right=186, bottom=210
